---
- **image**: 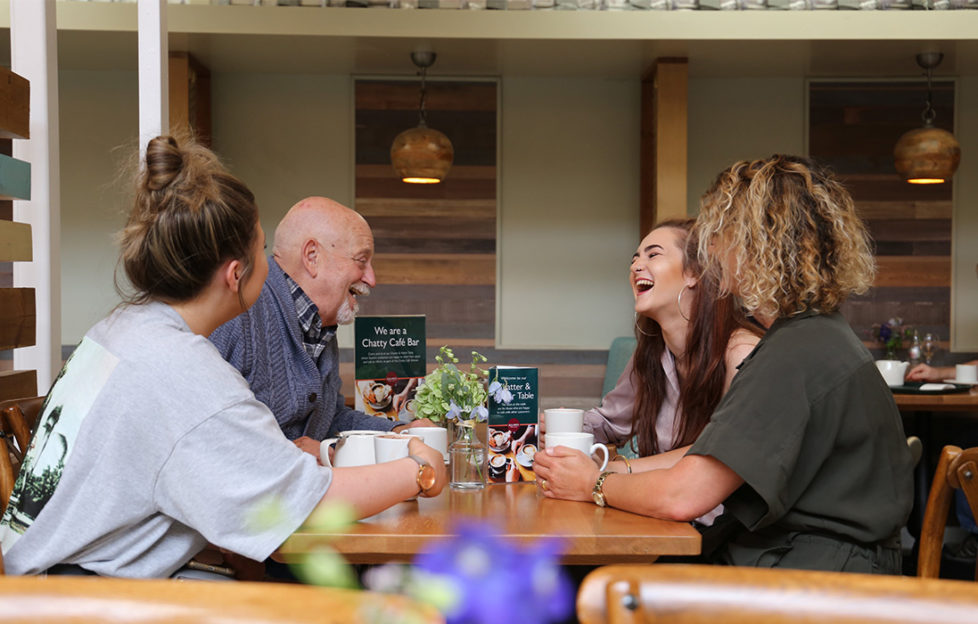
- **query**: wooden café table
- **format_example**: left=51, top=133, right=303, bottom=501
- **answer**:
left=276, top=482, right=701, bottom=566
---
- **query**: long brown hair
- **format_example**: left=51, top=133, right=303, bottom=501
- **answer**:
left=116, top=135, right=259, bottom=305
left=631, top=220, right=761, bottom=456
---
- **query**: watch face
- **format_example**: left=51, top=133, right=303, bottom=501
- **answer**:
left=419, top=465, right=437, bottom=491
left=592, top=492, right=606, bottom=507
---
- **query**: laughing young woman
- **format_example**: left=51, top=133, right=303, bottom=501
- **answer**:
left=536, top=219, right=761, bottom=528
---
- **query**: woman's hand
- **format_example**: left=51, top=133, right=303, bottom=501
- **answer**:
left=407, top=437, right=448, bottom=497
left=294, top=436, right=323, bottom=463
left=533, top=444, right=602, bottom=503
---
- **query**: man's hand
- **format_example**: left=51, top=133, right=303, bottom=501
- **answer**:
left=393, top=418, right=437, bottom=432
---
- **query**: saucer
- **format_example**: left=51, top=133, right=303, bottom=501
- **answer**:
left=943, top=379, right=978, bottom=386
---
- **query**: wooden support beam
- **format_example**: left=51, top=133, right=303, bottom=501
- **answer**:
left=0, top=220, right=32, bottom=262
left=0, top=154, right=31, bottom=201
left=0, top=370, right=37, bottom=403
left=0, top=288, right=35, bottom=350
left=168, top=51, right=211, bottom=147
left=640, top=58, right=688, bottom=236
left=0, top=68, right=30, bottom=140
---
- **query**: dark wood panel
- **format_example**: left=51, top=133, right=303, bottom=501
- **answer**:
left=865, top=219, right=950, bottom=243
left=357, top=176, right=496, bottom=201
left=367, top=216, right=495, bottom=241
left=357, top=285, right=494, bottom=326
left=0, top=369, right=36, bottom=402
left=0, top=288, right=35, bottom=350
left=0, top=67, right=29, bottom=140
left=809, top=81, right=954, bottom=108
left=0, top=199, right=11, bottom=220
left=337, top=361, right=607, bottom=401
left=874, top=241, right=951, bottom=257
left=356, top=78, right=497, bottom=345
left=841, top=174, right=952, bottom=202
left=356, top=80, right=497, bottom=112
left=856, top=201, right=952, bottom=221
left=812, top=81, right=957, bottom=362
left=373, top=237, right=495, bottom=254
left=356, top=198, right=496, bottom=220
left=875, top=256, right=949, bottom=288
left=373, top=254, right=494, bottom=286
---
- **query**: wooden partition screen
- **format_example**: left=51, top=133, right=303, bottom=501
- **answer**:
left=0, top=66, right=37, bottom=401
left=809, top=80, right=965, bottom=359
left=353, top=79, right=497, bottom=347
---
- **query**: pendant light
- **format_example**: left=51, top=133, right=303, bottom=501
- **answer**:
left=893, top=52, right=961, bottom=185
left=390, top=51, right=454, bottom=185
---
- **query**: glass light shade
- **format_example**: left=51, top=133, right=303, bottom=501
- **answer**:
left=390, top=125, right=454, bottom=184
left=893, top=125, right=961, bottom=185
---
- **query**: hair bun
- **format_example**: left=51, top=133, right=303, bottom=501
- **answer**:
left=144, top=136, right=184, bottom=192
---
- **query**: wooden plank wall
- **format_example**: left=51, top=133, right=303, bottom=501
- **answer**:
left=810, top=81, right=975, bottom=364
left=0, top=67, right=37, bottom=399
left=350, top=79, right=608, bottom=406
left=353, top=79, right=497, bottom=345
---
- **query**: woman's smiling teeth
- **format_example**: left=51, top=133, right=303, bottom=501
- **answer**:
left=635, top=278, right=654, bottom=293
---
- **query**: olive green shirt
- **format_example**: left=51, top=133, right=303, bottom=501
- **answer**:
left=689, top=311, right=913, bottom=567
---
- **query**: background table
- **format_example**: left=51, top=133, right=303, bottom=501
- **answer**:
left=277, top=482, right=701, bottom=565
left=894, top=387, right=978, bottom=539
left=894, top=387, right=978, bottom=412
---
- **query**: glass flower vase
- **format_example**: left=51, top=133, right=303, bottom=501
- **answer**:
left=448, top=418, right=487, bottom=490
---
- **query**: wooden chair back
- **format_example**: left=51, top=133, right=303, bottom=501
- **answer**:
left=578, top=563, right=978, bottom=624
left=918, top=445, right=978, bottom=579
left=0, top=575, right=443, bottom=623
left=0, top=396, right=45, bottom=516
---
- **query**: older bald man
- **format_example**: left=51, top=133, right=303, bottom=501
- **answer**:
left=210, top=197, right=432, bottom=459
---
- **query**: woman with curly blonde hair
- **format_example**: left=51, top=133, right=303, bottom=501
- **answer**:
left=537, top=155, right=913, bottom=574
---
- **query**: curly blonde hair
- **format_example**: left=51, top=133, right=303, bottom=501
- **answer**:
left=694, top=155, right=875, bottom=320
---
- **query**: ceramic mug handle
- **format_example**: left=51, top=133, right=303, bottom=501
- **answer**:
left=590, top=443, right=610, bottom=471
left=320, top=437, right=340, bottom=467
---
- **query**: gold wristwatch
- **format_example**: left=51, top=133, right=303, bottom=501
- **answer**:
left=409, top=454, right=437, bottom=497
left=592, top=471, right=614, bottom=507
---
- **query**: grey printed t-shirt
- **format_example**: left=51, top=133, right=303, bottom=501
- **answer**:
left=0, top=302, right=332, bottom=577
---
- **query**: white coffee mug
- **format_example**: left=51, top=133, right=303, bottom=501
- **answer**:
left=406, top=426, right=448, bottom=462
left=544, top=408, right=584, bottom=434
left=956, top=364, right=978, bottom=384
left=320, top=433, right=377, bottom=468
left=545, top=431, right=609, bottom=471
left=374, top=433, right=421, bottom=464
left=875, top=360, right=908, bottom=387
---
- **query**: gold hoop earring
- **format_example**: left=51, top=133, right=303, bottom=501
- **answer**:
left=677, top=285, right=691, bottom=323
left=634, top=314, right=658, bottom=337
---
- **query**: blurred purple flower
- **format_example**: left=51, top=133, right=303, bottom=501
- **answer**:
left=877, top=323, right=892, bottom=342
left=413, top=522, right=572, bottom=624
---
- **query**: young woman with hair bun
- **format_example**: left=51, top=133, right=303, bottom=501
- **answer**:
left=0, top=136, right=446, bottom=578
